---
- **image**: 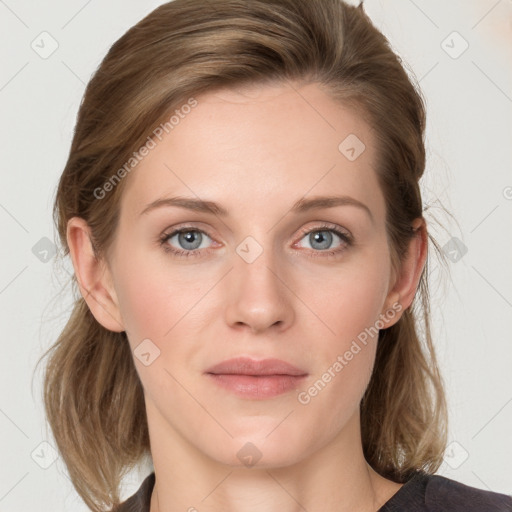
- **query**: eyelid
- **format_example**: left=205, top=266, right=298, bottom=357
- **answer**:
left=295, top=221, right=352, bottom=242
left=160, top=225, right=218, bottom=247
left=160, top=222, right=218, bottom=243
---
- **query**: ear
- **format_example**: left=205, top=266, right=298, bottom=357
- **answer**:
left=379, top=217, right=427, bottom=329
left=66, top=217, right=125, bottom=332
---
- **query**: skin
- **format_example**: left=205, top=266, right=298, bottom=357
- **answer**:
left=67, top=80, right=427, bottom=512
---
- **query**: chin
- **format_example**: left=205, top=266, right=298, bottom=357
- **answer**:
left=200, top=426, right=313, bottom=470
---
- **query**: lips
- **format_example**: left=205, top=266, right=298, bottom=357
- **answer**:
left=205, top=357, right=308, bottom=399
left=205, top=356, right=307, bottom=377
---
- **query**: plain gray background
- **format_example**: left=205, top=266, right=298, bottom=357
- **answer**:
left=1, top=0, right=511, bottom=510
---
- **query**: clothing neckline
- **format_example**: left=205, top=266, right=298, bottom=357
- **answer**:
left=136, top=470, right=426, bottom=511
left=377, top=470, right=427, bottom=510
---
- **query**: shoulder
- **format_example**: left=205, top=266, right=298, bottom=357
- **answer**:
left=424, top=474, right=512, bottom=511
left=114, top=472, right=155, bottom=512
left=380, top=471, right=512, bottom=512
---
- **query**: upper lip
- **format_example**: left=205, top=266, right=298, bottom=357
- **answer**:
left=205, top=357, right=307, bottom=376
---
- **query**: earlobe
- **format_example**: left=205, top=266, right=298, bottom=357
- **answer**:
left=66, top=217, right=125, bottom=333
left=380, top=218, right=427, bottom=329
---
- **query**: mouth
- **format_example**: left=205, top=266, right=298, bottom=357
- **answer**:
left=205, top=357, right=308, bottom=399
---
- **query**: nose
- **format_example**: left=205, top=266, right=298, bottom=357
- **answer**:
left=224, top=240, right=294, bottom=335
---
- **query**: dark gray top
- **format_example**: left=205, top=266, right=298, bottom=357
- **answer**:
left=115, top=470, right=512, bottom=511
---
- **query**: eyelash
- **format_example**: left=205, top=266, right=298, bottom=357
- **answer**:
left=158, top=223, right=353, bottom=259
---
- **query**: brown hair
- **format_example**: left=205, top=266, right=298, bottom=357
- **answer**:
left=35, top=0, right=449, bottom=510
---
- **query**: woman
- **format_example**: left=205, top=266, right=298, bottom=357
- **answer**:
left=38, top=0, right=512, bottom=511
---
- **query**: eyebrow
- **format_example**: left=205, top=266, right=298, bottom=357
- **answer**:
left=140, top=195, right=373, bottom=222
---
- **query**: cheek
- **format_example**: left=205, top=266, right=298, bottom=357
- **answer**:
left=115, top=274, right=167, bottom=340
left=111, top=244, right=179, bottom=341
left=295, top=247, right=390, bottom=405
left=112, top=244, right=220, bottom=348
left=301, top=254, right=390, bottom=345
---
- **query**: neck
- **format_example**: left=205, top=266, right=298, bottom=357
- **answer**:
left=147, top=403, right=402, bottom=512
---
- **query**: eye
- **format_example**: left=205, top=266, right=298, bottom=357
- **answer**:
left=159, top=223, right=353, bottom=259
left=294, top=223, right=353, bottom=258
left=159, top=227, right=216, bottom=258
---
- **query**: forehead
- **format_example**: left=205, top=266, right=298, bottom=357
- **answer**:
left=119, top=81, right=384, bottom=224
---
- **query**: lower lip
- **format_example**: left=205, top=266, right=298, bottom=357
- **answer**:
left=206, top=373, right=307, bottom=399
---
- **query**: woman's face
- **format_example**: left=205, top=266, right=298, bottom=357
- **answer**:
left=101, top=81, right=403, bottom=467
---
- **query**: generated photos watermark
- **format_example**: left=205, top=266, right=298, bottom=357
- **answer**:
left=93, top=97, right=198, bottom=200
left=297, top=301, right=403, bottom=405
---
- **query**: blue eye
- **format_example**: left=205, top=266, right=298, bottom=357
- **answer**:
left=159, top=228, right=213, bottom=258
left=295, top=225, right=352, bottom=258
left=159, top=223, right=353, bottom=259
left=296, top=228, right=350, bottom=256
